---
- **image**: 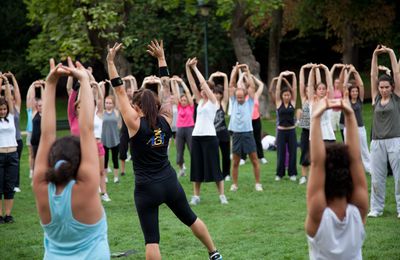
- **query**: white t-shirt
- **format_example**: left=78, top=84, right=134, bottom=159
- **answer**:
left=93, top=112, right=103, bottom=139
left=0, top=114, right=17, bottom=148
left=307, top=204, right=365, bottom=260
left=261, top=135, right=276, bottom=150
left=192, top=99, right=218, bottom=136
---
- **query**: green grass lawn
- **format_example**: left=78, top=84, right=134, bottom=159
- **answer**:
left=1, top=102, right=399, bottom=259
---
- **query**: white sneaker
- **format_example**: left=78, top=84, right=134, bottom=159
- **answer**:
left=178, top=169, right=186, bottom=177
left=29, top=169, right=33, bottom=179
left=230, top=184, right=238, bottom=192
left=113, top=177, right=119, bottom=183
left=107, top=167, right=112, bottom=173
left=239, top=159, right=245, bottom=166
left=289, top=176, right=297, bottom=182
left=255, top=183, right=263, bottom=191
left=14, top=187, right=21, bottom=192
left=224, top=175, right=231, bottom=181
left=219, top=195, right=228, bottom=204
left=260, top=158, right=268, bottom=164
left=190, top=196, right=200, bottom=205
left=125, top=154, right=131, bottom=161
left=398, top=213, right=400, bottom=219
left=299, top=176, right=307, bottom=185
left=101, top=193, right=111, bottom=202
left=105, top=177, right=108, bottom=183
left=275, top=176, right=282, bottom=181
left=183, top=163, right=187, bottom=170
left=367, top=211, right=383, bottom=218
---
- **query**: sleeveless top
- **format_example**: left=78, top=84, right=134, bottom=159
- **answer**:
left=307, top=204, right=365, bottom=260
left=101, top=110, right=120, bottom=147
left=0, top=114, right=17, bottom=148
left=309, top=107, right=336, bottom=141
left=41, top=180, right=110, bottom=260
left=277, top=102, right=295, bottom=127
left=94, top=112, right=103, bottom=139
left=31, top=112, right=41, bottom=146
left=26, top=108, right=33, bottom=132
left=251, top=98, right=260, bottom=120
left=13, top=107, right=22, bottom=140
left=130, top=116, right=175, bottom=185
left=214, top=106, right=230, bottom=142
left=192, top=99, right=218, bottom=136
left=298, top=101, right=310, bottom=129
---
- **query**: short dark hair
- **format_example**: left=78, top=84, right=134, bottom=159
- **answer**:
left=324, top=143, right=353, bottom=201
left=45, top=136, right=81, bottom=185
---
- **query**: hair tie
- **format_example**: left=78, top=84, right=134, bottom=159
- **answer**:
left=54, top=160, right=67, bottom=170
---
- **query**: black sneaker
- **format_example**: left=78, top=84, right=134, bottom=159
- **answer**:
left=121, top=172, right=125, bottom=176
left=0, top=216, right=4, bottom=224
left=209, top=250, right=222, bottom=260
left=4, top=215, right=14, bottom=223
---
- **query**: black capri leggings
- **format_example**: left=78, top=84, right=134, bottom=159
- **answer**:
left=104, top=144, right=119, bottom=169
left=134, top=173, right=197, bottom=244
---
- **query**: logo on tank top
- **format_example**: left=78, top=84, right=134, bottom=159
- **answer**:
left=147, top=128, right=166, bottom=147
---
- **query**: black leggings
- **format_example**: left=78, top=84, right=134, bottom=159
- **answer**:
left=218, top=139, right=230, bottom=178
left=104, top=144, right=119, bottom=169
left=16, top=139, right=23, bottom=187
left=134, top=174, right=197, bottom=244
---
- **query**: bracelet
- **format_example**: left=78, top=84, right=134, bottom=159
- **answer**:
left=159, top=67, right=169, bottom=77
left=111, top=77, right=123, bottom=87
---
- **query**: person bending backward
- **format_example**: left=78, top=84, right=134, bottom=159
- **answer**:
left=107, top=41, right=222, bottom=260
left=368, top=45, right=400, bottom=218
left=306, top=92, right=368, bottom=259
left=33, top=58, right=109, bottom=259
left=228, top=63, right=263, bottom=192
left=209, top=71, right=231, bottom=181
left=185, top=57, right=227, bottom=205
left=343, top=66, right=371, bottom=173
left=0, top=75, right=18, bottom=223
left=297, top=63, right=314, bottom=185
left=274, top=70, right=298, bottom=181
left=308, top=64, right=336, bottom=142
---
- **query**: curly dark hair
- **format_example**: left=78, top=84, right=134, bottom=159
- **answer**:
left=324, top=143, right=353, bottom=201
left=45, top=136, right=81, bottom=185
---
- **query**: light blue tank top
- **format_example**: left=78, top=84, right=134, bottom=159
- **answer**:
left=26, top=108, right=33, bottom=132
left=41, top=180, right=110, bottom=260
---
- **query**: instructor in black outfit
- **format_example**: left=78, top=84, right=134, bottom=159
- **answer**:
left=106, top=41, right=222, bottom=260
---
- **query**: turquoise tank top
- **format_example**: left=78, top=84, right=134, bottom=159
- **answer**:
left=41, top=180, right=110, bottom=259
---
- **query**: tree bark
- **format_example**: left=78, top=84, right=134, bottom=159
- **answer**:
left=266, top=7, right=283, bottom=115
left=342, top=24, right=358, bottom=67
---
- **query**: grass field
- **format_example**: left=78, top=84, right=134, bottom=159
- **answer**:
left=1, top=101, right=399, bottom=259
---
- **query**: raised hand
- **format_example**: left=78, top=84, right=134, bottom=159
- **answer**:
left=45, top=58, right=70, bottom=85
left=63, top=57, right=90, bottom=82
left=186, top=57, right=198, bottom=68
left=106, top=42, right=123, bottom=63
left=146, top=39, right=165, bottom=60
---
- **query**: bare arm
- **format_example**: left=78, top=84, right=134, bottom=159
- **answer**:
left=321, top=64, right=333, bottom=98
left=330, top=63, right=345, bottom=78
left=2, top=76, right=14, bottom=115
left=308, top=67, right=316, bottom=103
left=192, top=65, right=217, bottom=104
left=6, top=72, right=21, bottom=112
left=385, top=46, right=400, bottom=96
left=106, top=43, right=140, bottom=137
left=180, top=80, right=194, bottom=106
left=66, top=76, right=73, bottom=96
left=253, top=75, right=265, bottom=101
left=185, top=58, right=201, bottom=101
left=299, top=64, right=313, bottom=103
left=370, top=46, right=380, bottom=105
left=275, top=73, right=283, bottom=108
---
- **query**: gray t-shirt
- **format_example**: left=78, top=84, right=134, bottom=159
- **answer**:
left=372, top=94, right=400, bottom=140
left=101, top=110, right=120, bottom=147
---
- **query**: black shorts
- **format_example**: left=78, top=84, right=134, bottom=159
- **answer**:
left=299, top=128, right=310, bottom=166
left=232, top=132, right=257, bottom=155
left=134, top=173, right=197, bottom=244
left=0, top=151, right=18, bottom=199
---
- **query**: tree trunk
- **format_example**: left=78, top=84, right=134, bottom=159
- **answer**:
left=342, top=24, right=356, bottom=66
left=230, top=1, right=271, bottom=117
left=266, top=7, right=283, bottom=116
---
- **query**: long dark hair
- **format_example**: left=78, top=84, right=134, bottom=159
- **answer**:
left=0, top=98, right=10, bottom=122
left=132, top=89, right=160, bottom=129
left=45, top=136, right=81, bottom=185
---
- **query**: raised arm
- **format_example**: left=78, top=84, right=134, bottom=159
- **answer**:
left=370, top=46, right=381, bottom=105
left=1, top=75, right=14, bottom=115
left=345, top=67, right=365, bottom=102
left=5, top=72, right=21, bottom=112
left=192, top=63, right=217, bottom=104
left=106, top=43, right=140, bottom=136
left=66, top=76, right=73, bottom=96
left=306, top=96, right=329, bottom=237
left=341, top=91, right=368, bottom=223
left=253, top=75, right=265, bottom=101
left=299, top=64, right=313, bottom=103
left=185, top=58, right=201, bottom=101
left=275, top=73, right=284, bottom=108
left=289, top=71, right=297, bottom=106
left=180, top=80, right=194, bottom=106
left=229, top=63, right=239, bottom=89
left=94, top=82, right=104, bottom=114
left=330, top=63, right=345, bottom=78
left=308, top=67, right=316, bottom=103
left=159, top=78, right=173, bottom=125
left=320, top=64, right=333, bottom=98
left=383, top=46, right=400, bottom=96
left=170, top=77, right=180, bottom=103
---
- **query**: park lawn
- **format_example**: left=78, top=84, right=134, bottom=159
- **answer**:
left=1, top=102, right=399, bottom=260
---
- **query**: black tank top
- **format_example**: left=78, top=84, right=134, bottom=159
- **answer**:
left=31, top=112, right=41, bottom=145
left=277, top=102, right=295, bottom=127
left=130, top=116, right=174, bottom=184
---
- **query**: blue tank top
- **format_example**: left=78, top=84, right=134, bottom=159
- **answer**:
left=41, top=180, right=110, bottom=260
left=26, top=108, right=33, bottom=132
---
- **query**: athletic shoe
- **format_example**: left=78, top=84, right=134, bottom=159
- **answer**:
left=299, top=176, right=307, bottom=185
left=113, top=177, right=119, bottom=184
left=14, top=187, right=21, bottom=192
left=398, top=213, right=400, bottom=219
left=255, top=183, right=263, bottom=191
left=190, top=196, right=200, bottom=205
left=178, top=169, right=186, bottom=177
left=107, top=167, right=112, bottom=173
left=289, top=176, right=297, bottom=182
left=230, top=184, right=238, bottom=192
left=125, top=154, right=131, bottom=161
left=219, top=195, right=228, bottom=204
left=224, top=175, right=231, bottom=181
left=183, top=163, right=187, bottom=170
left=239, top=159, right=245, bottom=166
left=367, top=211, right=383, bottom=218
left=105, top=177, right=108, bottom=183
left=275, top=176, right=282, bottom=181
left=209, top=250, right=222, bottom=260
left=4, top=215, right=14, bottom=223
left=29, top=169, right=33, bottom=179
left=121, top=172, right=125, bottom=176
left=101, top=193, right=112, bottom=202
left=0, top=216, right=4, bottom=224
left=260, top=158, right=268, bottom=164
